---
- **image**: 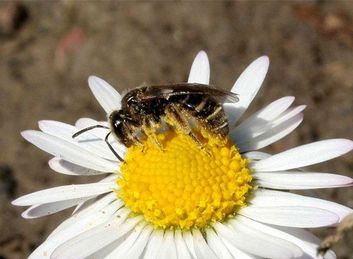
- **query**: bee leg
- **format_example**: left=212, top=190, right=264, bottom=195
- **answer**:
left=142, top=118, right=164, bottom=151
left=165, top=105, right=211, bottom=156
left=123, top=123, right=144, bottom=148
left=133, top=135, right=144, bottom=147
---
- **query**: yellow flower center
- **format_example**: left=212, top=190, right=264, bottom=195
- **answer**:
left=117, top=131, right=252, bottom=230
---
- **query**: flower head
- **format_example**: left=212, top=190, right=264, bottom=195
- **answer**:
left=118, top=131, right=252, bottom=230
left=13, top=51, right=353, bottom=259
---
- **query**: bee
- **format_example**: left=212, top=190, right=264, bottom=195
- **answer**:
left=73, top=83, right=238, bottom=162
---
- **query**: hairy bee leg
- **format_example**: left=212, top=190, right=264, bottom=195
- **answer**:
left=133, top=135, right=144, bottom=147
left=188, top=131, right=212, bottom=157
left=165, top=105, right=211, bottom=156
left=123, top=122, right=144, bottom=147
left=142, top=119, right=164, bottom=151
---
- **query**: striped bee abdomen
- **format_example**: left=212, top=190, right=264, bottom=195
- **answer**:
left=182, top=94, right=229, bottom=137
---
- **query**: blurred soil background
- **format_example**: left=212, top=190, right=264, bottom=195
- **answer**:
left=0, top=1, right=353, bottom=258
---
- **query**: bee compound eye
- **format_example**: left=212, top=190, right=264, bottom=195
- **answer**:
left=114, top=120, right=121, bottom=128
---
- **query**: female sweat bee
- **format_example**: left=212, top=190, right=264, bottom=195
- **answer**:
left=73, top=83, right=239, bottom=162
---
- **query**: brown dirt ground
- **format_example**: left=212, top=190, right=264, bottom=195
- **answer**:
left=0, top=1, right=352, bottom=258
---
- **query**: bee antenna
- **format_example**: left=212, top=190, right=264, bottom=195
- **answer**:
left=72, top=125, right=110, bottom=138
left=105, top=132, right=125, bottom=162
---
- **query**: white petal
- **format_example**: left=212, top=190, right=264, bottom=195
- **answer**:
left=232, top=105, right=305, bottom=147
left=51, top=213, right=142, bottom=259
left=39, top=120, right=119, bottom=161
left=48, top=193, right=117, bottom=239
left=206, top=228, right=233, bottom=259
left=230, top=56, right=270, bottom=123
left=175, top=230, right=192, bottom=259
left=272, top=105, right=306, bottom=125
left=105, top=222, right=148, bottom=259
left=87, top=239, right=125, bottom=259
left=22, top=197, right=90, bottom=218
left=214, top=220, right=302, bottom=259
left=243, top=151, right=271, bottom=160
left=236, top=216, right=327, bottom=258
left=230, top=96, right=294, bottom=138
left=249, top=189, right=352, bottom=222
left=252, top=139, right=353, bottom=171
left=51, top=216, right=130, bottom=259
left=29, top=199, right=121, bottom=259
left=239, top=205, right=339, bottom=228
left=122, top=225, right=153, bottom=259
left=237, top=113, right=303, bottom=152
left=273, top=226, right=336, bottom=259
left=157, top=230, right=178, bottom=259
left=99, top=174, right=117, bottom=183
left=49, top=157, right=106, bottom=176
left=21, top=130, right=118, bottom=172
left=192, top=229, right=218, bottom=259
left=12, top=182, right=114, bottom=206
left=71, top=198, right=95, bottom=215
left=183, top=231, right=197, bottom=259
left=221, top=238, right=257, bottom=259
left=254, top=171, right=353, bottom=190
left=88, top=76, right=121, bottom=114
left=231, top=219, right=303, bottom=258
left=143, top=230, right=165, bottom=258
left=188, top=50, right=210, bottom=84
left=71, top=175, right=117, bottom=215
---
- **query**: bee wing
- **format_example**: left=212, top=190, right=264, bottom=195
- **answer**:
left=142, top=83, right=239, bottom=103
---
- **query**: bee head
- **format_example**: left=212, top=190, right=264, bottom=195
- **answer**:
left=109, top=110, right=126, bottom=129
left=108, top=110, right=135, bottom=147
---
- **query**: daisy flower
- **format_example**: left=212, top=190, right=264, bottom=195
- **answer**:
left=13, top=51, right=353, bottom=259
